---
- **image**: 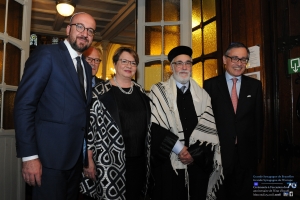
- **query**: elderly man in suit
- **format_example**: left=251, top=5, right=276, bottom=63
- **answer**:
left=83, top=46, right=104, bottom=87
left=203, top=42, right=264, bottom=199
left=14, top=12, right=96, bottom=200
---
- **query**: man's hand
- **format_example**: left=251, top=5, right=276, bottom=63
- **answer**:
left=22, top=158, right=42, bottom=187
left=83, top=150, right=97, bottom=181
left=178, top=146, right=194, bottom=165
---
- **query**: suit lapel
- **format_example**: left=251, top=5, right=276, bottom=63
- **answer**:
left=58, top=42, right=84, bottom=101
left=237, top=75, right=251, bottom=113
left=59, top=42, right=93, bottom=104
left=83, top=59, right=92, bottom=104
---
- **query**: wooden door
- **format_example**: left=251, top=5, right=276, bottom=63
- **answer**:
left=271, top=0, right=300, bottom=197
left=0, top=0, right=32, bottom=199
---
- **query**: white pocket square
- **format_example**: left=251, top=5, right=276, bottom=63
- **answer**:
left=247, top=95, right=251, bottom=97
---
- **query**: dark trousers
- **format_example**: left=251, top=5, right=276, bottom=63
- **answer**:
left=125, top=155, right=146, bottom=200
left=217, top=146, right=254, bottom=200
left=32, top=156, right=83, bottom=200
left=188, top=164, right=209, bottom=200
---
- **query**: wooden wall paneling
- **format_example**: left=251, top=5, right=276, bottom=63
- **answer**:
left=243, top=0, right=263, bottom=82
left=220, top=0, right=232, bottom=53
left=261, top=0, right=277, bottom=175
left=288, top=0, right=300, bottom=190
left=244, top=0, right=254, bottom=45
left=216, top=0, right=223, bottom=74
left=271, top=0, right=300, bottom=188
left=231, top=0, right=247, bottom=43
left=276, top=1, right=292, bottom=173
left=289, top=1, right=300, bottom=36
left=277, top=51, right=292, bottom=171
left=276, top=0, right=300, bottom=184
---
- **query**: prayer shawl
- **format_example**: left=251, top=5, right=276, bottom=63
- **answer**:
left=149, top=75, right=223, bottom=200
left=80, top=81, right=151, bottom=200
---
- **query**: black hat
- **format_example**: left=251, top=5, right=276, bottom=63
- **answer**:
left=168, top=46, right=193, bottom=62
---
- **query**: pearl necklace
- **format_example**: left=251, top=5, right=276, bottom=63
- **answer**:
left=113, top=76, right=134, bottom=95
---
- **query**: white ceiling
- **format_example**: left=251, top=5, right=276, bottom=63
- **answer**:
left=31, top=0, right=136, bottom=45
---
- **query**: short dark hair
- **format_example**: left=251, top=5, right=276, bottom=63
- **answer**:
left=112, top=47, right=139, bottom=65
left=224, top=42, right=250, bottom=57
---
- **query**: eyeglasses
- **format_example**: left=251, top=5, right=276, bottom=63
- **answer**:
left=86, top=57, right=101, bottom=64
left=69, top=23, right=96, bottom=36
left=119, top=59, right=137, bottom=67
left=171, top=61, right=193, bottom=69
left=225, top=55, right=249, bottom=64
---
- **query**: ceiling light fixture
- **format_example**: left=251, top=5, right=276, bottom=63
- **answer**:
left=56, top=0, right=75, bottom=17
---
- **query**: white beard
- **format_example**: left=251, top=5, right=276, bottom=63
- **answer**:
left=172, top=67, right=191, bottom=84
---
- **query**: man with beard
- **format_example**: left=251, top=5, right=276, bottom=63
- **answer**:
left=149, top=46, right=223, bottom=200
left=14, top=12, right=96, bottom=200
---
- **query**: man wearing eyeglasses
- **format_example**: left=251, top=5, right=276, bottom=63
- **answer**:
left=83, top=46, right=104, bottom=87
left=149, top=46, right=222, bottom=200
left=14, top=12, right=96, bottom=200
left=204, top=42, right=264, bottom=199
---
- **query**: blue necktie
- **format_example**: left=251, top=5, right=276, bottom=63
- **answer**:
left=180, top=86, right=186, bottom=93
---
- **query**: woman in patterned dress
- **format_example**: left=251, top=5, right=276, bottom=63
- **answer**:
left=80, top=47, right=151, bottom=200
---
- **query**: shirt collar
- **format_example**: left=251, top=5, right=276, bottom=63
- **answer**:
left=175, top=80, right=189, bottom=89
left=225, top=71, right=241, bottom=82
left=64, top=39, right=82, bottom=60
left=92, top=76, right=95, bottom=87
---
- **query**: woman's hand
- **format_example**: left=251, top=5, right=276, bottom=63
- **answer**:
left=83, top=150, right=97, bottom=181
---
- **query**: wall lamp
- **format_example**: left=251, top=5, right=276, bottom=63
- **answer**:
left=56, top=0, right=75, bottom=17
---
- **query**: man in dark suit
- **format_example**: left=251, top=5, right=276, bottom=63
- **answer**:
left=203, top=42, right=264, bottom=199
left=83, top=46, right=104, bottom=87
left=14, top=12, right=96, bottom=200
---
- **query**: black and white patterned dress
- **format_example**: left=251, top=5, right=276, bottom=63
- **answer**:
left=80, top=80, right=151, bottom=200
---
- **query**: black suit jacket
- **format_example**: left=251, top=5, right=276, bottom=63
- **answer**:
left=93, top=76, right=104, bottom=87
left=14, top=41, right=92, bottom=170
left=203, top=74, right=263, bottom=172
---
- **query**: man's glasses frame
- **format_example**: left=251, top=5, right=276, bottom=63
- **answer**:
left=86, top=57, right=101, bottom=64
left=171, top=61, right=193, bottom=69
left=69, top=23, right=96, bottom=36
left=225, top=55, right=249, bottom=64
